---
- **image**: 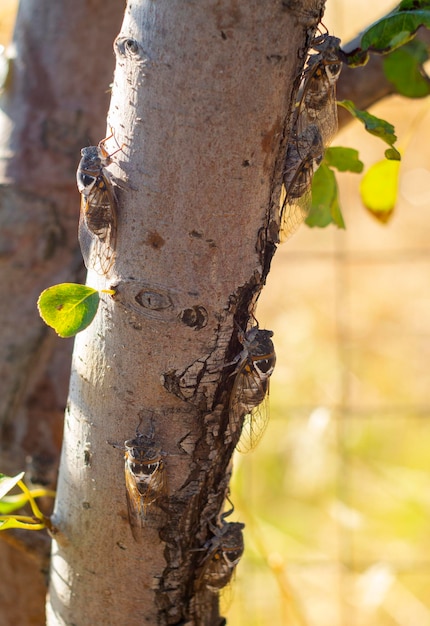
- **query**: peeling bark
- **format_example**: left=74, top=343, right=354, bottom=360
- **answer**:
left=47, top=1, right=325, bottom=625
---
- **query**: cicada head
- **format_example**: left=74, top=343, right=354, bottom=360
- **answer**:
left=76, top=146, right=102, bottom=194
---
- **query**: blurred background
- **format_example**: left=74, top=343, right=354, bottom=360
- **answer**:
left=228, top=2, right=430, bottom=625
left=2, top=1, right=430, bottom=625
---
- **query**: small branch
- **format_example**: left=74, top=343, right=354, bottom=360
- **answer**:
left=337, top=55, right=395, bottom=129
left=337, top=27, right=430, bottom=130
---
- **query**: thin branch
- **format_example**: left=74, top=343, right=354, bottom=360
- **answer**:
left=337, top=27, right=430, bottom=129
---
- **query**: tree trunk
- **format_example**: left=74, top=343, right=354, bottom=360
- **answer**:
left=0, top=1, right=124, bottom=624
left=47, top=1, right=325, bottom=624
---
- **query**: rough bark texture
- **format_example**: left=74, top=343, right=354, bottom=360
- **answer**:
left=0, top=1, right=124, bottom=624
left=46, top=1, right=326, bottom=625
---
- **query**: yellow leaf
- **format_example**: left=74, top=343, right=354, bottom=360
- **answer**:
left=360, top=159, right=401, bottom=223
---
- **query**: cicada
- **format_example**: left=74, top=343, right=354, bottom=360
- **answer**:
left=76, top=133, right=121, bottom=276
left=280, top=32, right=342, bottom=242
left=116, top=423, right=167, bottom=541
left=280, top=123, right=324, bottom=241
left=298, top=33, right=342, bottom=146
left=228, top=325, right=276, bottom=453
left=196, top=518, right=245, bottom=593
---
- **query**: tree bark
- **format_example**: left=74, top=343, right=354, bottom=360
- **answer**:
left=47, top=1, right=325, bottom=625
left=0, top=1, right=124, bottom=624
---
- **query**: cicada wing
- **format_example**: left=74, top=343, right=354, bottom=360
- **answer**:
left=219, top=573, right=235, bottom=613
left=236, top=381, right=270, bottom=454
left=78, top=194, right=95, bottom=271
left=143, top=461, right=168, bottom=512
left=125, top=467, right=145, bottom=543
left=299, top=79, right=338, bottom=147
left=125, top=459, right=168, bottom=541
left=78, top=178, right=117, bottom=276
left=90, top=235, right=116, bottom=276
left=194, top=546, right=236, bottom=621
left=229, top=363, right=270, bottom=454
left=280, top=123, right=324, bottom=243
left=228, top=365, right=247, bottom=447
left=280, top=155, right=314, bottom=243
left=279, top=183, right=311, bottom=243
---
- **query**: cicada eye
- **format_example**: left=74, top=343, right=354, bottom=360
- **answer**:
left=134, top=461, right=159, bottom=477
left=255, top=358, right=274, bottom=375
left=329, top=62, right=341, bottom=76
left=128, top=461, right=140, bottom=474
left=224, top=547, right=243, bottom=566
left=78, top=173, right=96, bottom=190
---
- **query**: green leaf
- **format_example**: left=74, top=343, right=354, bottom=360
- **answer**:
left=324, top=147, right=364, bottom=173
left=0, top=493, right=30, bottom=515
left=360, top=158, right=401, bottom=223
left=338, top=101, right=401, bottom=160
left=306, top=164, right=345, bottom=229
left=383, top=40, right=430, bottom=97
left=37, top=283, right=100, bottom=338
left=399, top=1, right=430, bottom=11
left=0, top=473, right=25, bottom=500
left=384, top=147, right=401, bottom=160
left=361, top=11, right=430, bottom=53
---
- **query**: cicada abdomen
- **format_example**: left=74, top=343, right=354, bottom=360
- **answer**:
left=228, top=325, right=276, bottom=453
left=122, top=426, right=167, bottom=541
left=76, top=134, right=121, bottom=276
